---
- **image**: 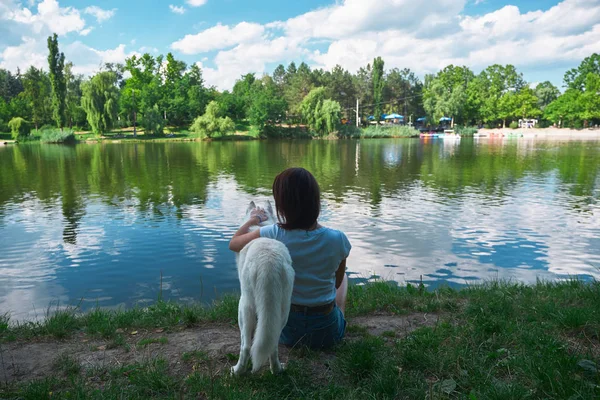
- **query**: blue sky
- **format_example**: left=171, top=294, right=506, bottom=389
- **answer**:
left=1, top=0, right=599, bottom=90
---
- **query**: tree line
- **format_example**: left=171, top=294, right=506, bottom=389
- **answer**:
left=1, top=34, right=599, bottom=139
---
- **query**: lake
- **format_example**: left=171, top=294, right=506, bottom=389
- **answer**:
left=1, top=139, right=599, bottom=320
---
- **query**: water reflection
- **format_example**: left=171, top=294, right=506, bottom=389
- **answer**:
left=0, top=139, right=599, bottom=319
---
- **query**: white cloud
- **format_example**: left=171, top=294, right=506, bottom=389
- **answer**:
left=64, top=42, right=139, bottom=76
left=169, top=4, right=186, bottom=14
left=169, top=0, right=600, bottom=91
left=3, top=0, right=86, bottom=36
left=171, top=22, right=265, bottom=54
left=200, top=36, right=307, bottom=90
left=186, top=0, right=207, bottom=7
left=83, top=6, right=116, bottom=23
left=80, top=27, right=93, bottom=36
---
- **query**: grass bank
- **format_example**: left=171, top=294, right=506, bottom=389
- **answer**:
left=1, top=280, right=598, bottom=399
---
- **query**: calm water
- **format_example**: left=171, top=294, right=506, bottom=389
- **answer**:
left=1, top=139, right=599, bottom=320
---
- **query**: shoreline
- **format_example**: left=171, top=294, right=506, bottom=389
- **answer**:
left=1, top=280, right=598, bottom=398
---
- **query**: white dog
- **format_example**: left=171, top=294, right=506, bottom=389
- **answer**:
left=231, top=201, right=295, bottom=375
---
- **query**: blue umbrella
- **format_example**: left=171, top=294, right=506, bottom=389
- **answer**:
left=416, top=117, right=427, bottom=122
left=440, top=117, right=452, bottom=122
left=384, top=113, right=404, bottom=120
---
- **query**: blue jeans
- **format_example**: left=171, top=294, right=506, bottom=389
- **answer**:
left=280, top=304, right=346, bottom=349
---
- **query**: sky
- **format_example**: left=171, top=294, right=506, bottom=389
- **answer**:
left=1, top=0, right=599, bottom=90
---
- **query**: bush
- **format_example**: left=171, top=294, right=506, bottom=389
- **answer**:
left=361, top=125, right=419, bottom=138
left=8, top=117, right=31, bottom=140
left=0, top=119, right=9, bottom=133
left=509, top=121, right=519, bottom=129
left=337, top=125, right=361, bottom=138
left=40, top=129, right=76, bottom=144
left=142, top=105, right=164, bottom=136
left=262, top=125, right=311, bottom=139
left=190, top=101, right=235, bottom=138
left=454, top=126, right=479, bottom=136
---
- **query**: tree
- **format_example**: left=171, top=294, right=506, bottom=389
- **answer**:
left=535, top=81, right=560, bottom=111
left=384, top=68, right=424, bottom=121
left=81, top=72, right=120, bottom=135
left=423, top=65, right=473, bottom=126
left=190, top=101, right=235, bottom=138
left=544, top=90, right=583, bottom=127
left=248, top=76, right=286, bottom=131
left=47, top=33, right=66, bottom=129
left=564, top=53, right=600, bottom=90
left=21, top=66, right=50, bottom=129
left=141, top=104, right=165, bottom=135
left=8, top=117, right=31, bottom=140
left=478, top=64, right=526, bottom=124
left=513, top=88, right=542, bottom=120
left=300, top=87, right=341, bottom=136
left=64, top=62, right=85, bottom=128
left=372, top=57, right=385, bottom=121
left=0, top=69, right=23, bottom=103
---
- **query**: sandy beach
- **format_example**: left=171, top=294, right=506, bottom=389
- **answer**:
left=477, top=127, right=600, bottom=140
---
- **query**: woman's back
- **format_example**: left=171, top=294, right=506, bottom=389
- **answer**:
left=260, top=225, right=351, bottom=307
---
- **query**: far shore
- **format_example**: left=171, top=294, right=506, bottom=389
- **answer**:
left=477, top=127, right=600, bottom=140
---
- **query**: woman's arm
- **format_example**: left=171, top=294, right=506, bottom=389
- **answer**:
left=228, top=208, right=267, bottom=253
left=335, top=259, right=347, bottom=289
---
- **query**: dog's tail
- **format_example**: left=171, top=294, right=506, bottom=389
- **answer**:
left=250, top=264, right=292, bottom=373
left=250, top=305, right=282, bottom=373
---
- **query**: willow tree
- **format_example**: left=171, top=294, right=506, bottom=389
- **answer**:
left=47, top=33, right=66, bottom=129
left=81, top=72, right=119, bottom=135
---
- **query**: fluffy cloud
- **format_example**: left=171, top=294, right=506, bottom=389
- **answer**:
left=0, top=1, right=130, bottom=73
left=171, top=22, right=265, bottom=54
left=3, top=0, right=86, bottom=36
left=186, top=0, right=207, bottom=6
left=169, top=5, right=186, bottom=14
left=199, top=36, right=307, bottom=89
left=83, top=6, right=116, bottom=23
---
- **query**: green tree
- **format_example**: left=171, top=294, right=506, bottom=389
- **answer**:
left=47, top=33, right=66, bottom=128
left=478, top=64, right=526, bottom=124
left=21, top=66, right=51, bottom=129
left=564, top=53, right=600, bottom=90
left=579, top=73, right=600, bottom=123
left=64, top=62, right=85, bottom=129
left=81, top=72, right=120, bottom=135
left=535, top=81, right=560, bottom=110
left=0, top=68, right=23, bottom=103
left=142, top=104, right=165, bottom=135
left=423, top=65, right=473, bottom=126
left=384, top=68, right=424, bottom=121
left=300, top=87, right=341, bottom=136
left=372, top=57, right=385, bottom=121
left=190, top=100, right=235, bottom=138
left=248, top=76, right=286, bottom=131
left=544, top=90, right=583, bottom=127
left=8, top=117, right=31, bottom=140
left=513, top=88, right=542, bottom=121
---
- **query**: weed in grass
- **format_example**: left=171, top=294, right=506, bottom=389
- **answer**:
left=52, top=353, right=81, bottom=377
left=381, top=330, right=396, bottom=338
left=181, top=350, right=209, bottom=363
left=335, top=336, right=385, bottom=382
left=136, top=337, right=168, bottom=348
left=345, top=324, right=369, bottom=337
left=0, top=313, right=8, bottom=333
left=43, top=307, right=79, bottom=339
left=107, top=334, right=129, bottom=351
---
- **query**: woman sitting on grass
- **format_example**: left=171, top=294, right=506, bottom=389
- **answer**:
left=229, top=167, right=351, bottom=349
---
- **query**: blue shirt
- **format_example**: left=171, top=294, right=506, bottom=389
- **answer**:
left=259, top=224, right=352, bottom=306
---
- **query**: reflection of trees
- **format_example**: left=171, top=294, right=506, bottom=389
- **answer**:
left=0, top=140, right=598, bottom=227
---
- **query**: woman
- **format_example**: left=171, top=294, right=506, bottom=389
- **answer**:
left=229, top=167, right=351, bottom=349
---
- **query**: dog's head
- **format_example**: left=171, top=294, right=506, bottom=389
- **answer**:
left=246, top=200, right=276, bottom=229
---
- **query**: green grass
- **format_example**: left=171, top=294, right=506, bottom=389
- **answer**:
left=1, top=280, right=599, bottom=399
left=137, top=337, right=168, bottom=348
left=338, top=125, right=421, bottom=139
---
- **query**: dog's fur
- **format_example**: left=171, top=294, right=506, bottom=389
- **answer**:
left=231, top=201, right=295, bottom=375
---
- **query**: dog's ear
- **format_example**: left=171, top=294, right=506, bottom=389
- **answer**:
left=246, top=201, right=256, bottom=214
left=266, top=200, right=274, bottom=215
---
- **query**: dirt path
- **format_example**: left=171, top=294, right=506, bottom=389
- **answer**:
left=0, top=313, right=441, bottom=384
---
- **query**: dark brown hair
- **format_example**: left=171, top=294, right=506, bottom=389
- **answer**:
left=273, top=168, right=320, bottom=230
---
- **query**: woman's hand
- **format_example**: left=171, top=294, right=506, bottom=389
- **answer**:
left=250, top=207, right=268, bottom=224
